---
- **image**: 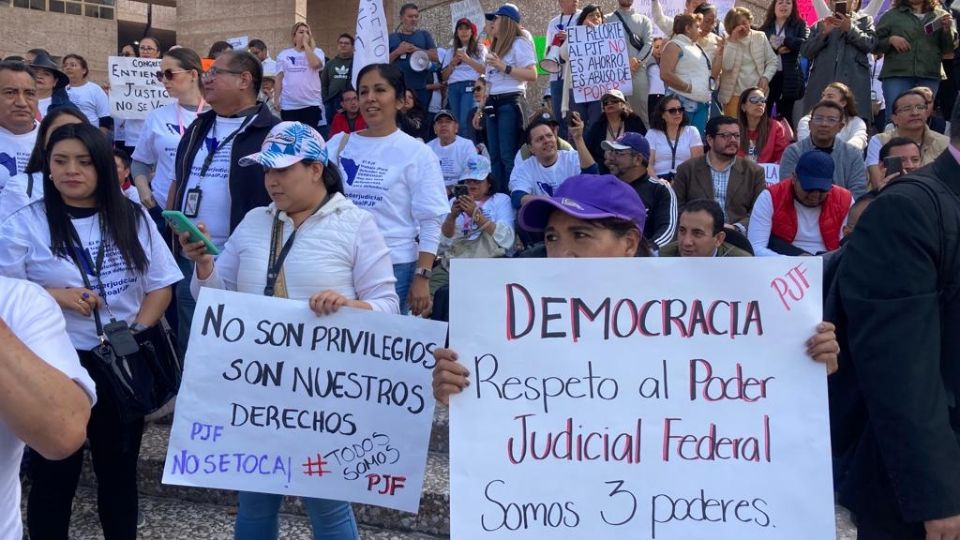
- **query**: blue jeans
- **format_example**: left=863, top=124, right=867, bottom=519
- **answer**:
left=550, top=79, right=567, bottom=140
left=882, top=77, right=941, bottom=123
left=176, top=256, right=197, bottom=355
left=484, top=93, right=523, bottom=192
left=677, top=96, right=710, bottom=139
left=393, top=261, right=416, bottom=315
left=447, top=81, right=475, bottom=138
left=234, top=492, right=357, bottom=540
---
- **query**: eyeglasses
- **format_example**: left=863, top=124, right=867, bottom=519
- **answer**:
left=811, top=115, right=841, bottom=125
left=747, top=96, right=767, bottom=104
left=713, top=132, right=741, bottom=140
left=202, top=66, right=243, bottom=81
left=155, top=69, right=187, bottom=82
left=665, top=107, right=684, bottom=115
left=896, top=104, right=928, bottom=113
left=601, top=98, right=622, bottom=106
left=139, top=46, right=158, bottom=52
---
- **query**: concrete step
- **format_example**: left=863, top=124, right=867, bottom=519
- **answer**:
left=150, top=405, right=450, bottom=454
left=79, top=423, right=451, bottom=537
left=34, top=485, right=445, bottom=539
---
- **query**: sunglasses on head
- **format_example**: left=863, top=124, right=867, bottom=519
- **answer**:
left=155, top=69, right=187, bottom=82
left=666, top=107, right=684, bottom=114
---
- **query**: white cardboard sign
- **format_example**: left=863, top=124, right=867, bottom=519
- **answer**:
left=107, top=56, right=174, bottom=120
left=448, top=258, right=835, bottom=539
left=163, top=288, right=447, bottom=513
left=761, top=163, right=781, bottom=185
left=352, top=0, right=391, bottom=88
left=568, top=22, right=634, bottom=103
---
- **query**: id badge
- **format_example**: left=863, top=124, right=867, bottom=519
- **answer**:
left=465, top=85, right=474, bottom=93
left=871, top=90, right=878, bottom=101
left=184, top=187, right=202, bottom=218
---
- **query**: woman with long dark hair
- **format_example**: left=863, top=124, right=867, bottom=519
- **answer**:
left=443, top=18, right=487, bottom=136
left=179, top=121, right=398, bottom=540
left=646, top=95, right=703, bottom=181
left=0, top=123, right=180, bottom=540
left=131, top=47, right=207, bottom=210
left=760, top=0, right=808, bottom=129
left=483, top=4, right=538, bottom=189
left=0, top=107, right=88, bottom=220
left=737, top=86, right=789, bottom=163
left=326, top=64, right=448, bottom=316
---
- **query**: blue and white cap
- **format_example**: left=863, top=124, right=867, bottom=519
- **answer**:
left=459, top=154, right=492, bottom=182
left=239, top=121, right=327, bottom=169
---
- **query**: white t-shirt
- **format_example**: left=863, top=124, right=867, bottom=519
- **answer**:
left=427, top=136, right=477, bottom=186
left=441, top=192, right=516, bottom=246
left=66, top=81, right=110, bottom=126
left=486, top=38, right=537, bottom=96
left=37, top=96, right=52, bottom=119
left=132, top=103, right=200, bottom=209
left=446, top=44, right=488, bottom=84
left=183, top=115, right=250, bottom=248
left=0, top=172, right=41, bottom=223
left=647, top=126, right=703, bottom=177
left=0, top=277, right=96, bottom=540
left=277, top=47, right=326, bottom=110
left=509, top=150, right=582, bottom=196
left=123, top=184, right=141, bottom=204
left=0, top=123, right=38, bottom=192
left=0, top=203, right=182, bottom=350
left=118, top=119, right=145, bottom=147
left=648, top=62, right=666, bottom=95
left=747, top=190, right=851, bottom=257
left=327, top=129, right=449, bottom=264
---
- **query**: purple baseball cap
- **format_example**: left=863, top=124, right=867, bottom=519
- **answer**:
left=519, top=174, right=647, bottom=233
left=601, top=132, right=651, bottom=160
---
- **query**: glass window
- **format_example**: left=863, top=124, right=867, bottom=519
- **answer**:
left=64, top=1, right=80, bottom=14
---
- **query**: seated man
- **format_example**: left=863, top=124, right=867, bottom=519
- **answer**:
left=661, top=199, right=753, bottom=257
left=426, top=109, right=478, bottom=192
left=872, top=136, right=922, bottom=191
left=328, top=87, right=366, bottom=136
left=749, top=150, right=853, bottom=256
left=779, top=100, right=867, bottom=199
left=513, top=111, right=573, bottom=166
left=866, top=90, right=949, bottom=187
left=509, top=111, right=597, bottom=209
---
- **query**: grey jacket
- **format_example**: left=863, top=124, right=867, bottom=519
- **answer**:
left=800, top=12, right=877, bottom=124
left=779, top=137, right=868, bottom=199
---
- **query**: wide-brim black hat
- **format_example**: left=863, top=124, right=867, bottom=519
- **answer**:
left=30, top=54, right=69, bottom=89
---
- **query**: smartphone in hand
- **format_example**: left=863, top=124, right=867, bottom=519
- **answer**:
left=162, top=210, right=221, bottom=256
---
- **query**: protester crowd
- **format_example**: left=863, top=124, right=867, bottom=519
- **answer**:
left=0, top=0, right=958, bottom=538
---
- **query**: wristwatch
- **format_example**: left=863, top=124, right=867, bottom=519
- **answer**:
left=415, top=267, right=432, bottom=279
left=505, top=64, right=513, bottom=75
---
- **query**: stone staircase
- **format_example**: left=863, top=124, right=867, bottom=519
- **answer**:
left=52, top=403, right=859, bottom=539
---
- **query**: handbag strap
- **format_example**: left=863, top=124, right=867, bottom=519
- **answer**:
left=612, top=10, right=650, bottom=62
left=65, top=219, right=107, bottom=339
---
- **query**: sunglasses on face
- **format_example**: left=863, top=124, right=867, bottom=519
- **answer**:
left=155, top=69, right=187, bottom=82
left=747, top=96, right=766, bottom=104
left=665, top=107, right=684, bottom=114
left=602, top=99, right=622, bottom=106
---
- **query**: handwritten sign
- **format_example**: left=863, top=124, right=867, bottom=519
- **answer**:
left=761, top=163, right=780, bottom=185
left=448, top=258, right=834, bottom=539
left=162, top=288, right=447, bottom=512
left=631, top=0, right=737, bottom=37
left=108, top=56, right=174, bottom=120
left=353, top=0, right=390, bottom=88
left=450, top=0, right=485, bottom=43
left=568, top=23, right=633, bottom=103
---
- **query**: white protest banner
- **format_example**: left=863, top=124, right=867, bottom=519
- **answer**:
left=226, top=36, right=250, bottom=50
left=352, top=0, right=390, bottom=88
left=162, top=288, right=447, bottom=512
left=632, top=0, right=736, bottom=37
left=449, top=258, right=834, bottom=539
left=761, top=163, right=781, bottom=185
left=108, top=56, right=174, bottom=120
left=450, top=0, right=485, bottom=41
left=568, top=22, right=633, bottom=103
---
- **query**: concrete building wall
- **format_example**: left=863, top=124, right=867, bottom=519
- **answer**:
left=175, top=0, right=300, bottom=60
left=0, top=4, right=116, bottom=83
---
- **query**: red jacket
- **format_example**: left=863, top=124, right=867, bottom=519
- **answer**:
left=329, top=112, right=366, bottom=136
left=769, top=179, right=852, bottom=251
left=738, top=117, right=790, bottom=164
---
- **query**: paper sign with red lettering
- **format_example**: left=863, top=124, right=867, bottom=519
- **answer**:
left=448, top=257, right=834, bottom=539
left=568, top=22, right=633, bottom=103
left=162, top=288, right=447, bottom=513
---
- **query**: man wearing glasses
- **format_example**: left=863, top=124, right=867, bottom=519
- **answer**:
left=865, top=89, right=949, bottom=187
left=747, top=149, right=853, bottom=256
left=780, top=100, right=868, bottom=199
left=167, top=50, right=279, bottom=350
left=672, top=115, right=766, bottom=253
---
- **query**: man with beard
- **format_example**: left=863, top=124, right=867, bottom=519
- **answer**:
left=780, top=100, right=868, bottom=199
left=748, top=149, right=853, bottom=256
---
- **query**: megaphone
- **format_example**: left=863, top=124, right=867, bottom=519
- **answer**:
left=539, top=46, right=562, bottom=74
left=410, top=50, right=431, bottom=72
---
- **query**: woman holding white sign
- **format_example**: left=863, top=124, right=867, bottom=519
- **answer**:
left=559, top=4, right=606, bottom=134
left=115, top=36, right=162, bottom=157
left=179, top=121, right=399, bottom=539
left=430, top=173, right=841, bottom=402
left=131, top=47, right=207, bottom=210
